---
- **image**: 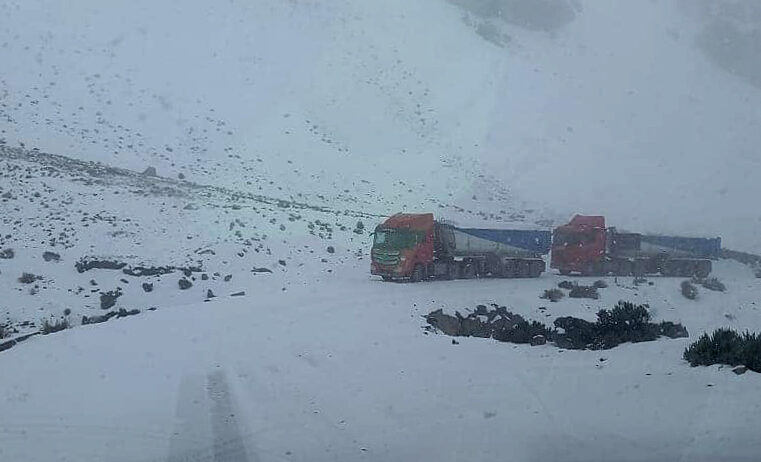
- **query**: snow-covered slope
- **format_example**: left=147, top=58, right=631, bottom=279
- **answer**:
left=2, top=0, right=760, bottom=246
left=1, top=1, right=760, bottom=461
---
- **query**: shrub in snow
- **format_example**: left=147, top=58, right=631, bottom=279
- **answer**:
left=593, top=279, right=608, bottom=289
left=558, top=280, right=575, bottom=290
left=178, top=278, right=193, bottom=290
left=40, top=318, right=70, bottom=335
left=540, top=288, right=564, bottom=302
left=555, top=301, right=687, bottom=350
left=693, top=277, right=726, bottom=292
left=683, top=328, right=761, bottom=373
left=0, top=248, right=14, bottom=259
left=18, top=272, right=41, bottom=284
left=681, top=280, right=698, bottom=300
left=568, top=285, right=599, bottom=300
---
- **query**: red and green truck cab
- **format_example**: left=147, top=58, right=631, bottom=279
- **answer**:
left=371, top=213, right=551, bottom=281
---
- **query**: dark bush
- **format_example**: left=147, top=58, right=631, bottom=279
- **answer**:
left=555, top=301, right=688, bottom=350
left=684, top=328, right=761, bottom=372
left=593, top=279, right=609, bottom=289
left=558, top=280, right=575, bottom=290
left=681, top=280, right=698, bottom=300
left=569, top=285, right=599, bottom=299
left=18, top=272, right=42, bottom=284
left=540, top=288, right=564, bottom=302
left=595, top=302, right=658, bottom=348
left=0, top=248, right=14, bottom=259
left=554, top=316, right=597, bottom=349
left=41, top=318, right=70, bottom=335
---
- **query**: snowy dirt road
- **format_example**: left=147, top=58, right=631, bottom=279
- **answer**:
left=1, top=260, right=760, bottom=462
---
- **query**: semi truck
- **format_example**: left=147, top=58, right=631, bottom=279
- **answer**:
left=550, top=215, right=720, bottom=277
left=370, top=213, right=552, bottom=281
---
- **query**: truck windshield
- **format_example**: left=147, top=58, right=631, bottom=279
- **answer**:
left=554, top=231, right=596, bottom=246
left=373, top=229, right=422, bottom=249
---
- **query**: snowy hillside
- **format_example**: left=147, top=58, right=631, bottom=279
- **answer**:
left=1, top=1, right=760, bottom=461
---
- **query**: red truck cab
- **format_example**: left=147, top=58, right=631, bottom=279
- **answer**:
left=370, top=213, right=435, bottom=280
left=550, top=215, right=606, bottom=275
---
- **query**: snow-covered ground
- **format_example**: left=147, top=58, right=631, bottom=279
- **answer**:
left=2, top=0, right=761, bottom=460
left=2, top=260, right=760, bottom=462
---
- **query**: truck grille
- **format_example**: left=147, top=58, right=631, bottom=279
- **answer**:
left=372, top=249, right=400, bottom=265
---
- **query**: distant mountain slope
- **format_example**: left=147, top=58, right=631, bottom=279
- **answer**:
left=1, top=0, right=759, bottom=249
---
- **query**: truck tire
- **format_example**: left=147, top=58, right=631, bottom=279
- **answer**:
left=410, top=264, right=424, bottom=283
left=516, top=260, right=531, bottom=278
left=381, top=275, right=393, bottom=282
left=695, top=260, right=711, bottom=278
left=529, top=260, right=544, bottom=278
left=633, top=260, right=647, bottom=277
left=616, top=260, right=633, bottom=277
left=462, top=262, right=476, bottom=279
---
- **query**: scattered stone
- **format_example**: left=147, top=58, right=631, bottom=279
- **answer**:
left=530, top=334, right=547, bottom=346
left=732, top=365, right=748, bottom=375
left=89, top=279, right=98, bottom=286
left=278, top=259, right=286, bottom=266
left=100, top=289, right=123, bottom=310
left=178, top=172, right=185, bottom=180
left=75, top=258, right=127, bottom=273
left=63, top=308, right=71, bottom=316
left=451, top=339, right=459, bottom=345
left=568, top=285, right=599, bottom=300
left=681, top=280, right=698, bottom=300
left=178, top=278, right=193, bottom=290
left=224, top=274, right=232, bottom=282
left=201, top=273, right=209, bottom=281
left=252, top=267, right=272, bottom=273
left=0, top=248, right=15, bottom=259
left=326, top=246, right=335, bottom=254
left=206, top=289, right=216, bottom=299
left=123, top=266, right=175, bottom=277
left=116, top=308, right=140, bottom=318
left=140, top=166, right=157, bottom=177
left=142, top=282, right=154, bottom=293
left=42, top=251, right=61, bottom=262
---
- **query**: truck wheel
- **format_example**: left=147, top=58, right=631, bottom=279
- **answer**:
left=410, top=264, right=424, bottom=283
left=517, top=261, right=531, bottom=278
left=695, top=261, right=711, bottom=278
left=381, top=275, right=393, bottom=282
left=529, top=260, right=544, bottom=278
left=559, top=269, right=571, bottom=276
left=616, top=261, right=633, bottom=277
